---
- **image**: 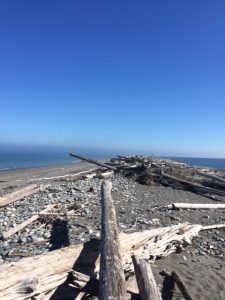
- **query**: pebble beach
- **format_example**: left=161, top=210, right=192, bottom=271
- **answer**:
left=0, top=160, right=225, bottom=299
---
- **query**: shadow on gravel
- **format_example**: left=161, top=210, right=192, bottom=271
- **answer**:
left=161, top=274, right=175, bottom=300
left=49, top=219, right=70, bottom=251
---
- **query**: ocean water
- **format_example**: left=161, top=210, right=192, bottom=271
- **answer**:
left=0, top=151, right=225, bottom=171
left=167, top=157, right=225, bottom=171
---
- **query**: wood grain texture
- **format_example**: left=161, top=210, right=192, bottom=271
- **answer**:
left=99, top=180, right=127, bottom=300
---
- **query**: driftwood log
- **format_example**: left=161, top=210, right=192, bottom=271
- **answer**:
left=69, top=152, right=116, bottom=171
left=197, top=170, right=225, bottom=184
left=161, top=172, right=225, bottom=197
left=99, top=180, right=127, bottom=299
left=132, top=256, right=162, bottom=300
left=170, top=203, right=225, bottom=210
left=1, top=204, right=56, bottom=240
left=0, top=184, right=49, bottom=208
left=0, top=223, right=203, bottom=299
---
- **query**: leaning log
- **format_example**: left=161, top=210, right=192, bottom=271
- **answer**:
left=132, top=256, right=162, bottom=300
left=99, top=180, right=127, bottom=300
left=0, top=184, right=50, bottom=208
left=197, top=170, right=225, bottom=184
left=1, top=204, right=56, bottom=239
left=161, top=172, right=225, bottom=197
left=69, top=152, right=116, bottom=171
left=171, top=203, right=225, bottom=210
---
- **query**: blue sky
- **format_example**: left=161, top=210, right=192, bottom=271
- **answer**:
left=0, top=0, right=225, bottom=158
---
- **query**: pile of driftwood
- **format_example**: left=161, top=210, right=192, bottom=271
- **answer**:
left=109, top=154, right=225, bottom=198
left=68, top=152, right=225, bottom=199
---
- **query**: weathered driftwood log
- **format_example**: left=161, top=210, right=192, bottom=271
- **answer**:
left=0, top=223, right=203, bottom=300
left=71, top=270, right=98, bottom=295
left=1, top=204, right=56, bottom=239
left=171, top=203, right=225, bottom=210
left=161, top=172, right=225, bottom=197
left=69, top=152, right=116, bottom=171
left=0, top=184, right=49, bottom=208
left=29, top=168, right=98, bottom=181
left=197, top=170, right=225, bottom=184
left=99, top=180, right=127, bottom=300
left=132, top=256, right=162, bottom=300
left=202, top=223, right=225, bottom=230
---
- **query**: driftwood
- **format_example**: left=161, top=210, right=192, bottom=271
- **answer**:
left=99, top=180, right=127, bottom=300
left=202, top=223, right=225, bottom=230
left=197, top=170, right=225, bottom=184
left=161, top=172, right=225, bottom=197
left=69, top=152, right=116, bottom=171
left=0, top=184, right=49, bottom=208
left=1, top=204, right=56, bottom=239
left=171, top=203, right=225, bottom=210
left=0, top=223, right=203, bottom=300
left=132, top=256, right=162, bottom=300
left=29, top=168, right=98, bottom=181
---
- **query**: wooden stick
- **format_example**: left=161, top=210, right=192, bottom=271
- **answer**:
left=202, top=224, right=225, bottom=230
left=69, top=152, right=117, bottom=171
left=99, top=180, right=127, bottom=300
left=31, top=211, right=79, bottom=217
left=0, top=184, right=50, bottom=208
left=171, top=203, right=225, bottom=210
left=132, top=256, right=162, bottom=300
left=161, top=172, right=225, bottom=197
left=1, top=204, right=56, bottom=239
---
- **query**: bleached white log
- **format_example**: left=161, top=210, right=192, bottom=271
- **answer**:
left=171, top=203, right=225, bottom=210
left=2, top=204, right=56, bottom=239
left=0, top=184, right=49, bottom=208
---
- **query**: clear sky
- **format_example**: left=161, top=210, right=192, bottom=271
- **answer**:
left=0, top=0, right=225, bottom=158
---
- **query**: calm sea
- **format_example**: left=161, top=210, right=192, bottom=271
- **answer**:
left=167, top=157, right=225, bottom=171
left=0, top=152, right=225, bottom=171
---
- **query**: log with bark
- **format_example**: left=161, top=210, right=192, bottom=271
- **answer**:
left=0, top=184, right=50, bottom=208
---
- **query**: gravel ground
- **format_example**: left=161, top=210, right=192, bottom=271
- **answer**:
left=0, top=162, right=225, bottom=299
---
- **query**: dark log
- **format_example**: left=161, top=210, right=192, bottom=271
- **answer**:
left=99, top=180, right=127, bottom=300
left=132, top=256, right=162, bottom=300
left=69, top=152, right=116, bottom=171
left=197, top=170, right=225, bottom=184
left=161, top=172, right=225, bottom=197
